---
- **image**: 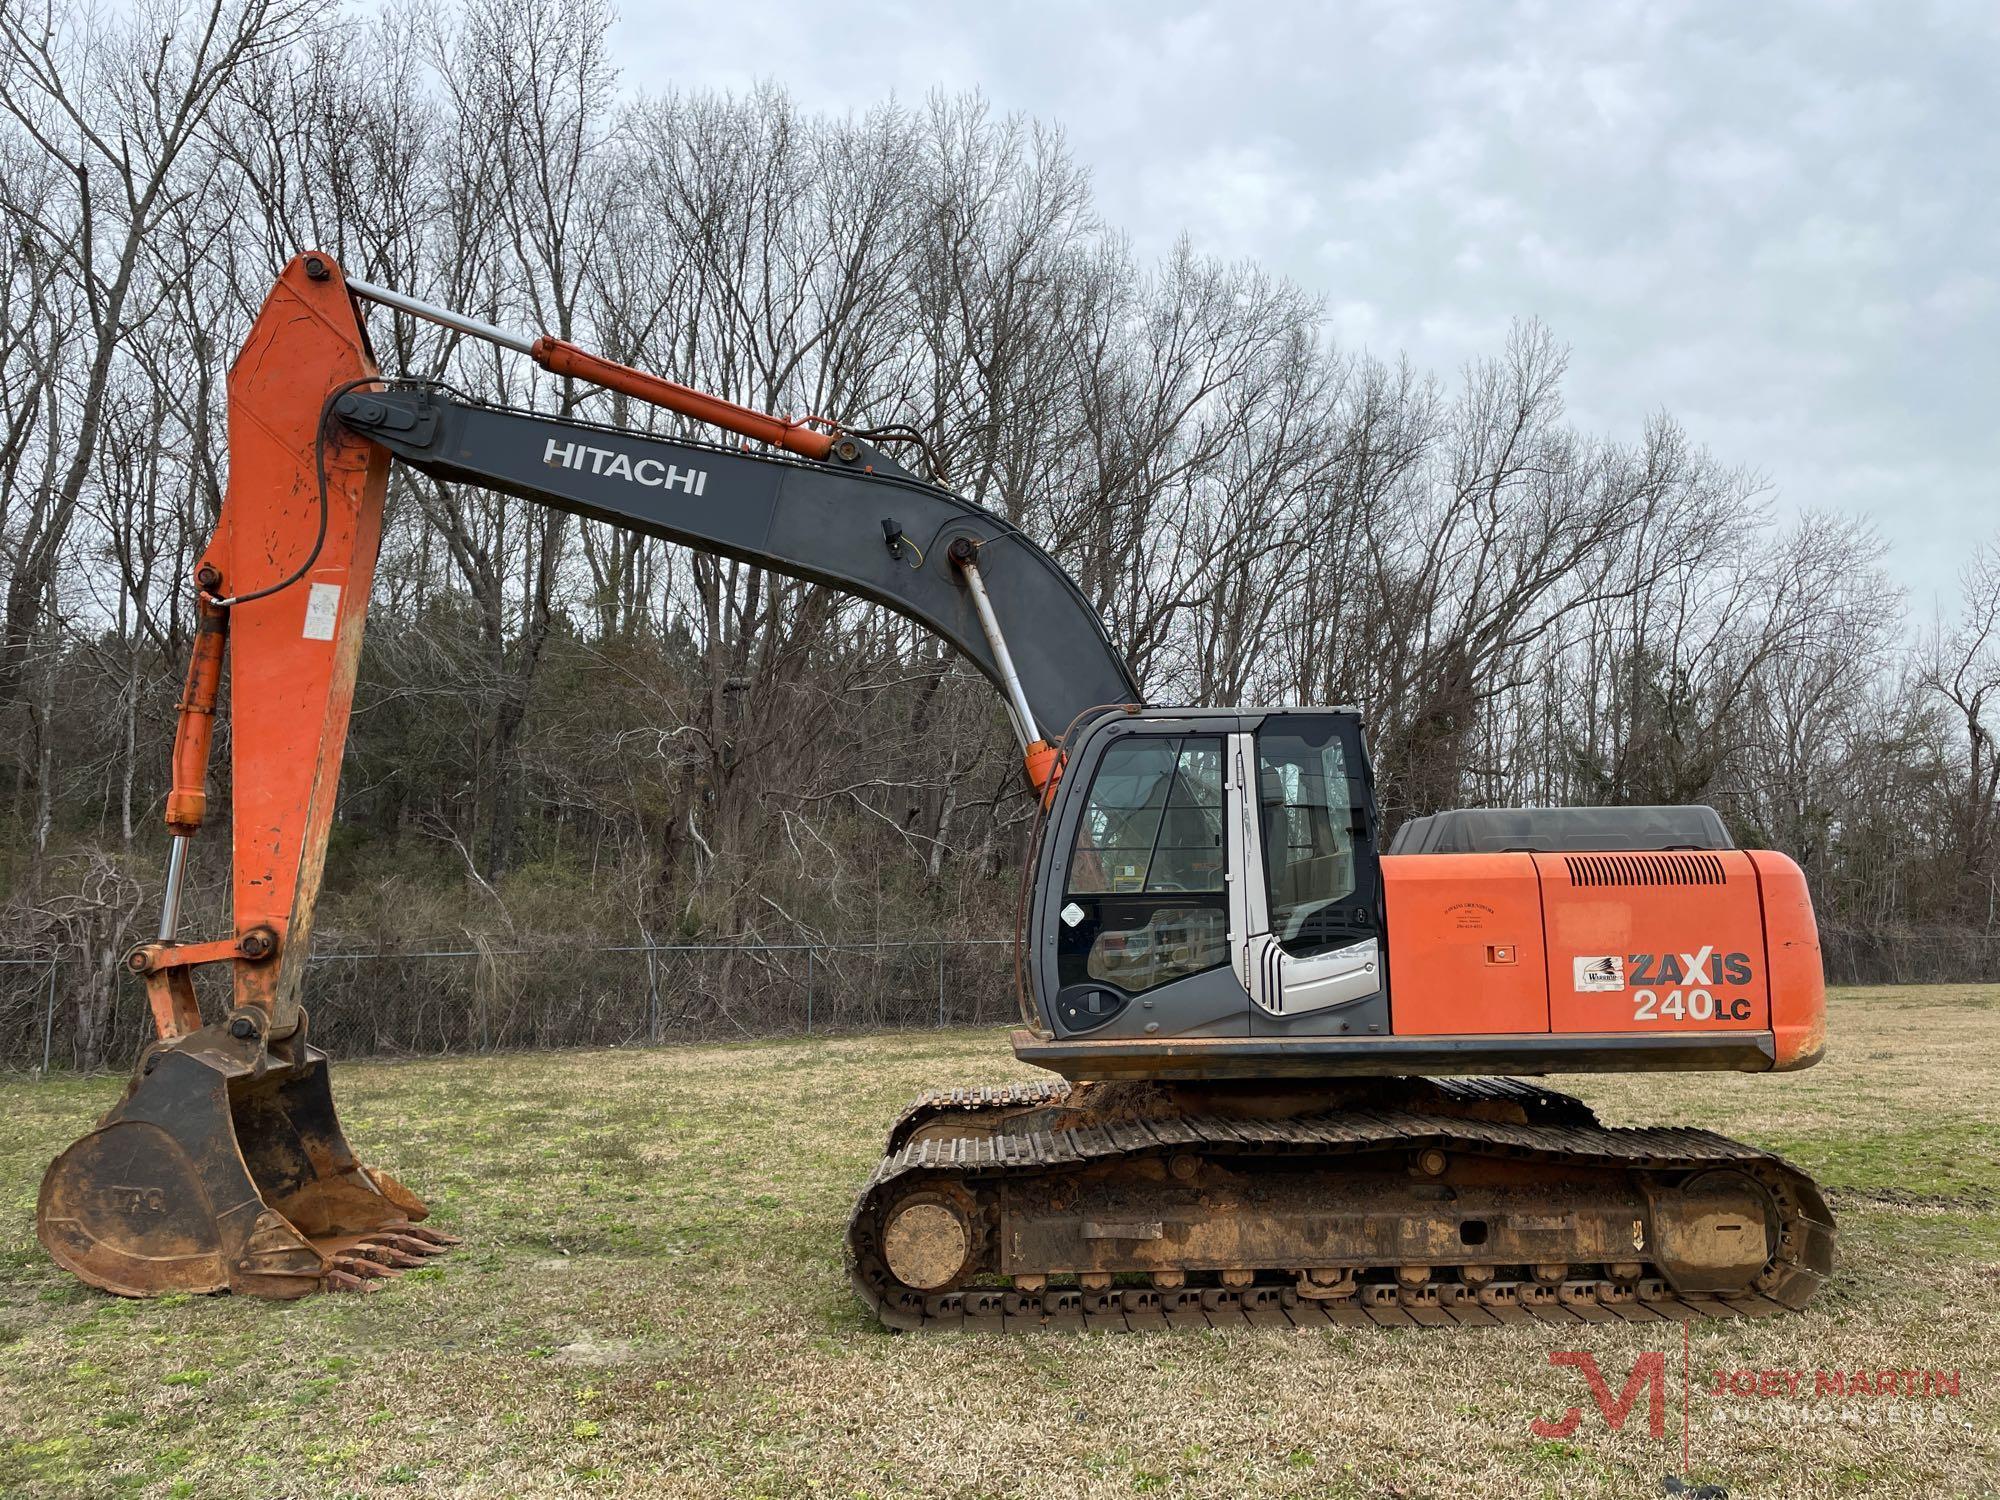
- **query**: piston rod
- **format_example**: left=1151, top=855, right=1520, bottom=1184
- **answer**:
left=952, top=542, right=1040, bottom=753
left=344, top=275, right=535, bottom=355
left=157, top=835, right=189, bottom=943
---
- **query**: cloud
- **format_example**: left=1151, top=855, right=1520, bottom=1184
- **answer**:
left=612, top=0, right=1999, bottom=610
left=1126, top=142, right=1320, bottom=263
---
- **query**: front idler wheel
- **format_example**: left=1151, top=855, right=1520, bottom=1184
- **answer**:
left=878, top=1186, right=982, bottom=1293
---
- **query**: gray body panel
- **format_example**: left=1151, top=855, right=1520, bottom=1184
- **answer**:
left=1243, top=988, right=1390, bottom=1039
left=1064, top=966, right=1257, bottom=1041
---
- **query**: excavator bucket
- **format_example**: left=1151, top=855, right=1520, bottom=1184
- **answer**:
left=37, top=1013, right=454, bottom=1299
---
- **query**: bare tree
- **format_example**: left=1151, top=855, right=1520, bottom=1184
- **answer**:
left=0, top=0, right=314, bottom=698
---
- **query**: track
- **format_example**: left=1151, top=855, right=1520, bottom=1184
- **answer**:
left=846, top=1079, right=1835, bottom=1332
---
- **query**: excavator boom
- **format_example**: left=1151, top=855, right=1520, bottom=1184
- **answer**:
left=336, top=388, right=1137, bottom=744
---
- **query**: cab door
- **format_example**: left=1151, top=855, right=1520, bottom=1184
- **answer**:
left=1044, top=723, right=1250, bottom=1038
left=1232, top=713, right=1390, bottom=1037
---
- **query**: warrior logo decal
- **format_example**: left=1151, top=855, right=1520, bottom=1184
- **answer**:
left=1573, top=955, right=1625, bottom=992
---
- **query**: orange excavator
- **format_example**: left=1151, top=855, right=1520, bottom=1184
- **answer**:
left=38, top=256, right=1834, bottom=1327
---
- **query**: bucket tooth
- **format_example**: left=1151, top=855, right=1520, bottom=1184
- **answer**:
left=36, top=1009, right=447, bottom=1301
left=329, top=1249, right=401, bottom=1279
left=395, top=1224, right=462, bottom=1248
left=377, top=1232, right=451, bottom=1258
left=351, top=1241, right=427, bottom=1269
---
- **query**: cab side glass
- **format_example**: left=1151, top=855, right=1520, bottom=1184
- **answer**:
left=1258, top=721, right=1367, bottom=954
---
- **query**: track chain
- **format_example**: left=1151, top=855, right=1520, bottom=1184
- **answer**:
left=883, top=1079, right=1073, bottom=1153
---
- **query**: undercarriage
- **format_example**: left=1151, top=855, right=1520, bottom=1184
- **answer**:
left=846, top=1078, right=1835, bottom=1331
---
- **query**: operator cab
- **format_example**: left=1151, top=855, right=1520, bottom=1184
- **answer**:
left=1029, top=708, right=1386, bottom=1043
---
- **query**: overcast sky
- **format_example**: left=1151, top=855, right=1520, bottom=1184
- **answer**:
left=616, top=1, right=1996, bottom=617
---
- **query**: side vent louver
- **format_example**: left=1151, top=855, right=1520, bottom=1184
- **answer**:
left=1563, top=852, right=1727, bottom=887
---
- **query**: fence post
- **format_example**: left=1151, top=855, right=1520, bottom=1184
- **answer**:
left=42, top=958, right=57, bottom=1074
left=645, top=944, right=659, bottom=1045
left=937, top=941, right=946, bottom=1029
left=806, top=947, right=814, bottom=1035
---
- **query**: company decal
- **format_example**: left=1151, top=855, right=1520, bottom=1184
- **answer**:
left=1574, top=955, right=1625, bottom=992
left=543, top=438, right=708, bottom=496
left=301, top=582, right=341, bottom=641
left=1573, top=944, right=1759, bottom=1023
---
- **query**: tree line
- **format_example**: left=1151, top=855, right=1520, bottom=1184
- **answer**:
left=2, top=0, right=1994, bottom=1067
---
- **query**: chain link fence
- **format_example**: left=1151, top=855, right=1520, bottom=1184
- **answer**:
left=0, top=939, right=1023, bottom=1075
left=1817, top=925, right=2000, bottom=988
left=6, top=924, right=1995, bottom=1076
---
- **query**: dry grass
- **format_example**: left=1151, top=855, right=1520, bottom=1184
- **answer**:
left=1, top=986, right=1996, bottom=1499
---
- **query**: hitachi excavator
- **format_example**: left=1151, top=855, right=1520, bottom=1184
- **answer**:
left=38, top=255, right=1834, bottom=1329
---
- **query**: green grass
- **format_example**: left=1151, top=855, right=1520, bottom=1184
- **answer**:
left=0, top=987, right=1996, bottom=1498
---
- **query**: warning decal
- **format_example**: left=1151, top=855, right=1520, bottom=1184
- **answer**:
left=302, top=582, right=341, bottom=641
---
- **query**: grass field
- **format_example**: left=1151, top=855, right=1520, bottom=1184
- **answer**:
left=1, top=986, right=1996, bottom=1500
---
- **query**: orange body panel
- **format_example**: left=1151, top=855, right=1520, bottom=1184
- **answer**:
left=1749, top=850, right=1827, bottom=1069
left=1536, top=852, right=1768, bottom=1036
left=1380, top=854, right=1550, bottom=1034
left=1381, top=847, right=1827, bottom=1071
left=199, top=255, right=390, bottom=1035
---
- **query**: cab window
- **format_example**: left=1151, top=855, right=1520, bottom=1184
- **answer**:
left=1258, top=721, right=1367, bottom=954
left=1060, top=735, right=1227, bottom=992
left=1067, top=736, right=1223, bottom=895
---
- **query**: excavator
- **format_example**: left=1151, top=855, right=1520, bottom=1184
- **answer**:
left=37, top=255, right=1835, bottom=1329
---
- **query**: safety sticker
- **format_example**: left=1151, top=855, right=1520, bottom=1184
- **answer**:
left=1573, top=955, right=1625, bottom=992
left=302, top=582, right=341, bottom=641
left=1061, top=902, right=1085, bottom=927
